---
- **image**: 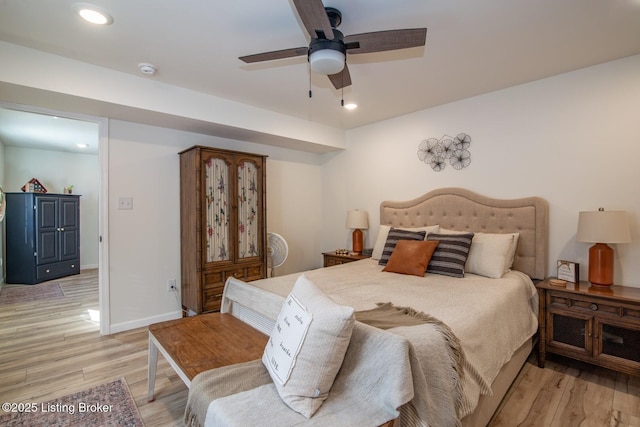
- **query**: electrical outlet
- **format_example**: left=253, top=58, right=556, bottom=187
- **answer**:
left=118, top=197, right=133, bottom=210
left=167, top=279, right=177, bottom=292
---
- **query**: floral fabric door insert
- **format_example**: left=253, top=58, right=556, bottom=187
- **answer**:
left=205, top=157, right=230, bottom=262
left=238, top=160, right=259, bottom=258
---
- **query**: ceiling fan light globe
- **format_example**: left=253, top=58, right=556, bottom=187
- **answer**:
left=309, top=49, right=345, bottom=75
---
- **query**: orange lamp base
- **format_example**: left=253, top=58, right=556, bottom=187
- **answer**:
left=352, top=229, right=363, bottom=254
left=588, top=243, right=614, bottom=287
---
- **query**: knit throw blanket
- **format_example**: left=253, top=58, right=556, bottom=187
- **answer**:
left=356, top=303, right=468, bottom=426
left=185, top=303, right=467, bottom=427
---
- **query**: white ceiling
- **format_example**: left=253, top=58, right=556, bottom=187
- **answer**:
left=0, top=107, right=99, bottom=154
left=1, top=0, right=640, bottom=151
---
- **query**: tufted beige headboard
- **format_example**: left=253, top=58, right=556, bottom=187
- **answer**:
left=380, top=188, right=549, bottom=280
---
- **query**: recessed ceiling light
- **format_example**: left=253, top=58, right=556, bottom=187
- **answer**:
left=74, top=3, right=114, bottom=25
left=343, top=103, right=358, bottom=110
left=77, top=143, right=89, bottom=149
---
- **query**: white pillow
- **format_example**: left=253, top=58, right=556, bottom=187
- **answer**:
left=464, top=232, right=519, bottom=278
left=439, top=227, right=472, bottom=235
left=262, top=275, right=355, bottom=418
left=371, top=224, right=440, bottom=260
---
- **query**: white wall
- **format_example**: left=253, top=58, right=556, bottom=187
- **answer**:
left=323, top=54, right=640, bottom=288
left=4, top=146, right=99, bottom=269
left=107, top=120, right=323, bottom=331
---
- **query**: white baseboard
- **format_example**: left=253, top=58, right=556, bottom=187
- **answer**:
left=81, top=264, right=99, bottom=270
left=107, top=310, right=182, bottom=334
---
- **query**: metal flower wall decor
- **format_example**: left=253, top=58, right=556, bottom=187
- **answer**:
left=417, top=133, right=472, bottom=172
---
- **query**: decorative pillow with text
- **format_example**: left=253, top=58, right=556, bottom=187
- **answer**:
left=262, top=275, right=355, bottom=418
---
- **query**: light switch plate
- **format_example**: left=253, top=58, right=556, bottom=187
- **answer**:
left=118, top=197, right=133, bottom=210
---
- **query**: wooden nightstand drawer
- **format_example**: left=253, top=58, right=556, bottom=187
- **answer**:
left=550, top=292, right=620, bottom=317
left=624, top=306, right=640, bottom=321
left=322, top=251, right=370, bottom=267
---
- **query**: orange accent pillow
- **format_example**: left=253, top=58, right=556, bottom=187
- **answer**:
left=382, top=239, right=439, bottom=276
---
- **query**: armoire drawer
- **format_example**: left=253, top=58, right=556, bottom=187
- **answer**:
left=37, top=260, right=80, bottom=281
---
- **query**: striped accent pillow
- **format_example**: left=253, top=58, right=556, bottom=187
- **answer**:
left=378, top=228, right=427, bottom=266
left=426, top=233, right=474, bottom=278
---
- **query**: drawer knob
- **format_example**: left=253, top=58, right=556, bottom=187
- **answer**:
left=46, top=269, right=50, bottom=273
left=590, top=303, right=598, bottom=311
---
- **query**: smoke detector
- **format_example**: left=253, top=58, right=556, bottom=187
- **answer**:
left=138, top=63, right=157, bottom=76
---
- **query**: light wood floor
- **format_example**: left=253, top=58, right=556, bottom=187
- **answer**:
left=1, top=270, right=638, bottom=426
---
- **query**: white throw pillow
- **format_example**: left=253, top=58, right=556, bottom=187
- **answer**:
left=371, top=224, right=439, bottom=260
left=262, top=275, right=355, bottom=418
left=464, top=232, right=519, bottom=278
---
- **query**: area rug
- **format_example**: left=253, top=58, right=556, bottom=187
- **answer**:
left=0, top=282, right=64, bottom=304
left=0, top=378, right=144, bottom=426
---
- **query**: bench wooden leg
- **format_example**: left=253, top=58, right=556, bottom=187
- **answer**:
left=147, top=333, right=159, bottom=402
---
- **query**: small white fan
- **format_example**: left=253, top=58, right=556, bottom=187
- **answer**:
left=267, top=232, right=288, bottom=277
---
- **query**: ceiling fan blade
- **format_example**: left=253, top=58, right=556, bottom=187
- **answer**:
left=239, top=47, right=308, bottom=63
left=292, top=0, right=334, bottom=40
left=328, top=64, right=351, bottom=89
left=344, top=28, right=427, bottom=54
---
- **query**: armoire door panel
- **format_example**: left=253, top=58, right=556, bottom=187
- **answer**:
left=59, top=198, right=79, bottom=228
left=37, top=197, right=58, bottom=230
left=60, top=229, right=80, bottom=260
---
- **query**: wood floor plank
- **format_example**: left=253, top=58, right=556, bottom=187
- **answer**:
left=613, top=373, right=640, bottom=419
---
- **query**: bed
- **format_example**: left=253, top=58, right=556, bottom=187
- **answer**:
left=191, top=187, right=549, bottom=426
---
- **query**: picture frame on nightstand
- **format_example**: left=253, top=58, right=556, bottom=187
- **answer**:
left=557, top=260, right=579, bottom=283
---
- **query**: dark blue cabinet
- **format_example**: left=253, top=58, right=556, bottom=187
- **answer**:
left=6, top=193, right=80, bottom=284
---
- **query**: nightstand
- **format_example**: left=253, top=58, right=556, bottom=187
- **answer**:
left=536, top=278, right=640, bottom=376
left=322, top=251, right=370, bottom=267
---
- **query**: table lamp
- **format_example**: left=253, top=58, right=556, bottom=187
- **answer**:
left=346, top=210, right=368, bottom=254
left=576, top=209, right=631, bottom=287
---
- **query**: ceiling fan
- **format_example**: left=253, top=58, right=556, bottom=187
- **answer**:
left=239, top=0, right=427, bottom=90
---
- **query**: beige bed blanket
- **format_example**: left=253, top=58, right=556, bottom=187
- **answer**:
left=185, top=318, right=463, bottom=427
left=235, top=259, right=539, bottom=418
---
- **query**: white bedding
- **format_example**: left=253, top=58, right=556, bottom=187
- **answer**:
left=236, top=258, right=539, bottom=418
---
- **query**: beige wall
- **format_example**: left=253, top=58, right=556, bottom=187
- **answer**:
left=4, top=146, right=100, bottom=269
left=323, top=54, right=640, bottom=288
left=107, top=119, right=323, bottom=331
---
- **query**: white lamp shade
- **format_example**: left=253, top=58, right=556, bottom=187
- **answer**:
left=576, top=210, right=631, bottom=243
left=309, top=49, right=345, bottom=75
left=346, top=210, right=368, bottom=230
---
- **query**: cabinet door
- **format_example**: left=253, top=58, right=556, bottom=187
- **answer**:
left=594, top=318, right=640, bottom=367
left=59, top=197, right=79, bottom=261
left=236, top=156, right=263, bottom=261
left=547, top=309, right=593, bottom=357
left=36, top=196, right=59, bottom=265
left=202, top=151, right=234, bottom=264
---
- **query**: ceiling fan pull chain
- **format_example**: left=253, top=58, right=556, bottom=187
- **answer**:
left=340, top=63, right=345, bottom=106
left=308, top=63, right=313, bottom=98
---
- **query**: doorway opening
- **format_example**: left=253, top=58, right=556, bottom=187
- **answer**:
left=0, top=101, right=110, bottom=334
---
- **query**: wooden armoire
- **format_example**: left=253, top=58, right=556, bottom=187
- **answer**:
left=179, top=146, right=267, bottom=314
